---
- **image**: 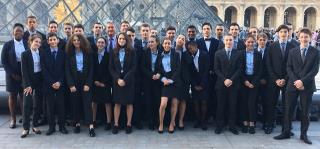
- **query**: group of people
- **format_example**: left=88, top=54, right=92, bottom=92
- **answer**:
left=1, top=15, right=319, bottom=145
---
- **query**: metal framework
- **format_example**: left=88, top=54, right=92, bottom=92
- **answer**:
left=0, top=0, right=223, bottom=39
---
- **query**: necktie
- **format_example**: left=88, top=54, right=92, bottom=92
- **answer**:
left=143, top=41, right=148, bottom=48
left=98, top=53, right=103, bottom=64
left=52, top=51, right=57, bottom=60
left=233, top=41, right=238, bottom=49
left=109, top=38, right=113, bottom=51
left=280, top=42, right=286, bottom=57
left=227, top=51, right=231, bottom=60
left=301, top=48, right=307, bottom=62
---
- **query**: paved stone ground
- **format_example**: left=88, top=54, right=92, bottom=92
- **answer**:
left=0, top=114, right=319, bottom=149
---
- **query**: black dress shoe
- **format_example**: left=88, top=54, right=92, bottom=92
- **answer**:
left=89, top=128, right=96, bottom=137
left=290, top=131, right=294, bottom=136
left=32, top=128, right=41, bottom=134
left=20, top=129, right=29, bottom=138
left=229, top=127, right=239, bottom=135
left=248, top=126, right=255, bottom=134
left=215, top=127, right=223, bottom=134
left=125, top=125, right=132, bottom=134
left=178, top=126, right=184, bottom=130
left=19, top=118, right=22, bottom=123
left=112, top=126, right=119, bottom=134
left=241, top=126, right=248, bottom=133
left=74, top=125, right=80, bottom=134
left=264, top=127, right=273, bottom=134
left=104, top=123, right=112, bottom=131
left=46, top=128, right=56, bottom=136
left=300, top=135, right=312, bottom=144
left=274, top=133, right=290, bottom=140
left=59, top=126, right=68, bottom=134
left=201, top=124, right=208, bottom=131
left=158, top=130, right=163, bottom=134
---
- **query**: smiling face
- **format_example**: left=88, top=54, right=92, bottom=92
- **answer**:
left=48, top=36, right=59, bottom=48
left=72, top=36, right=81, bottom=49
left=224, top=35, right=234, bottom=49
left=27, top=18, right=37, bottom=31
left=117, top=34, right=126, bottom=47
left=187, top=28, right=196, bottom=39
left=120, top=23, right=129, bottom=33
left=13, top=27, right=24, bottom=41
left=30, top=37, right=42, bottom=50
left=166, top=30, right=176, bottom=41
left=229, top=25, right=239, bottom=38
left=106, top=23, right=116, bottom=37
left=96, top=38, right=106, bottom=50
left=278, top=29, right=289, bottom=41
left=93, top=24, right=103, bottom=36
left=176, top=35, right=185, bottom=47
left=148, top=37, right=157, bottom=50
left=162, top=39, right=171, bottom=52
left=299, top=32, right=310, bottom=47
left=202, top=25, right=211, bottom=38
left=245, top=37, right=255, bottom=50
left=48, top=23, right=58, bottom=34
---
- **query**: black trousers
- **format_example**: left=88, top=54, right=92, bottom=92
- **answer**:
left=46, top=89, right=65, bottom=128
left=265, top=83, right=286, bottom=126
left=133, top=81, right=144, bottom=124
left=259, top=83, right=268, bottom=124
left=143, top=80, right=161, bottom=125
left=22, top=73, right=43, bottom=130
left=240, top=84, right=258, bottom=122
left=216, top=87, right=238, bottom=128
left=284, top=90, right=313, bottom=135
left=207, top=75, right=217, bottom=119
left=71, top=72, right=93, bottom=125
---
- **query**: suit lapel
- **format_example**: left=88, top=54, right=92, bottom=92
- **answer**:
left=28, top=50, right=34, bottom=72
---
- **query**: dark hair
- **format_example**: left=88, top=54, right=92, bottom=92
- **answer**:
left=229, top=22, right=240, bottom=30
left=47, top=33, right=58, bottom=39
left=74, top=24, right=84, bottom=30
left=299, top=28, right=312, bottom=37
left=65, top=34, right=91, bottom=55
left=96, top=36, right=108, bottom=49
left=27, top=15, right=37, bottom=20
left=28, top=34, right=42, bottom=48
left=187, top=25, right=196, bottom=30
left=13, top=23, right=24, bottom=30
left=127, top=27, right=135, bottom=33
left=244, top=34, right=256, bottom=42
left=121, top=20, right=130, bottom=25
left=64, top=22, right=74, bottom=28
left=187, top=40, right=198, bottom=47
left=216, top=23, right=224, bottom=27
left=166, top=26, right=176, bottom=32
left=162, top=37, right=172, bottom=44
left=49, top=20, right=58, bottom=26
left=149, top=35, right=160, bottom=45
left=276, top=24, right=289, bottom=32
left=257, top=33, right=268, bottom=40
left=113, top=32, right=134, bottom=55
left=93, top=22, right=103, bottom=27
left=140, top=23, right=150, bottom=29
left=286, top=23, right=292, bottom=26
left=202, top=22, right=212, bottom=29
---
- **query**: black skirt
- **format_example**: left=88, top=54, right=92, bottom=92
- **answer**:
left=5, top=62, right=23, bottom=93
left=93, top=85, right=112, bottom=103
left=178, top=84, right=190, bottom=101
left=161, top=71, right=180, bottom=99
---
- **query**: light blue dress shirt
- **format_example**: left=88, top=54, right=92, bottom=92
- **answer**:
left=119, top=48, right=125, bottom=70
left=151, top=50, right=158, bottom=71
left=193, top=50, right=200, bottom=72
left=75, top=50, right=83, bottom=72
left=245, top=50, right=254, bottom=75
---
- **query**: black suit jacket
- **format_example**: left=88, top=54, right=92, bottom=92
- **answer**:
left=214, top=49, right=242, bottom=90
left=23, top=30, right=46, bottom=43
left=87, top=36, right=98, bottom=53
left=109, top=49, right=136, bottom=85
left=218, top=38, right=246, bottom=51
left=41, top=37, right=66, bottom=52
left=196, top=37, right=220, bottom=74
left=286, top=46, right=319, bottom=92
left=188, top=50, right=210, bottom=88
left=266, top=41, right=297, bottom=83
left=158, top=50, right=181, bottom=86
left=1, top=40, right=28, bottom=76
left=141, top=48, right=161, bottom=79
left=93, top=50, right=112, bottom=85
left=40, top=47, right=65, bottom=93
left=21, top=49, right=43, bottom=88
left=65, top=51, right=93, bottom=88
left=259, top=46, right=269, bottom=80
left=241, top=50, right=262, bottom=87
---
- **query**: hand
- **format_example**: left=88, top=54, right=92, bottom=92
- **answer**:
left=153, top=73, right=161, bottom=80
left=244, top=80, right=251, bottom=87
left=100, top=83, right=105, bottom=87
left=294, top=80, right=304, bottom=89
left=276, top=79, right=282, bottom=87
left=23, top=87, right=32, bottom=96
left=280, top=79, right=286, bottom=86
left=83, top=85, right=90, bottom=92
left=260, top=79, right=267, bottom=85
left=224, top=79, right=233, bottom=87
left=163, top=79, right=170, bottom=86
left=117, top=79, right=125, bottom=87
left=70, top=86, right=77, bottom=92
left=94, top=81, right=100, bottom=87
left=52, top=82, right=61, bottom=90
left=297, top=85, right=305, bottom=91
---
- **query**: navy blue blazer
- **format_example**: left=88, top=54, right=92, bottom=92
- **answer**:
left=87, top=36, right=98, bottom=53
left=241, top=50, right=262, bottom=87
left=188, top=50, right=210, bottom=88
left=21, top=49, right=43, bottom=89
left=287, top=46, right=319, bottom=92
left=196, top=37, right=220, bottom=74
left=23, top=30, right=46, bottom=43
left=40, top=47, right=65, bottom=93
left=1, top=39, right=28, bottom=75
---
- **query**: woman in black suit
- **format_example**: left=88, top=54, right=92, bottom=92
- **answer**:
left=240, top=35, right=262, bottom=134
left=1, top=23, right=27, bottom=128
left=20, top=34, right=43, bottom=138
left=109, top=33, right=136, bottom=134
left=65, top=34, right=95, bottom=137
left=92, top=37, right=113, bottom=130
left=141, top=35, right=162, bottom=130
left=158, top=37, right=181, bottom=134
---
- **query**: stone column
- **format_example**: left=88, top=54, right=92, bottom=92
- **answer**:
left=296, top=6, right=305, bottom=29
left=238, top=5, right=244, bottom=27
left=256, top=5, right=265, bottom=28
left=277, top=5, right=285, bottom=27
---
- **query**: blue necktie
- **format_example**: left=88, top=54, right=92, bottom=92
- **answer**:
left=52, top=51, right=57, bottom=60
left=280, top=43, right=286, bottom=56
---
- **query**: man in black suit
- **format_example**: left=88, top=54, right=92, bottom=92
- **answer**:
left=265, top=24, right=297, bottom=134
left=120, top=20, right=130, bottom=33
left=214, top=34, right=242, bottom=135
left=166, top=26, right=176, bottom=48
left=63, top=22, right=73, bottom=42
left=229, top=22, right=246, bottom=50
left=274, top=28, right=319, bottom=144
left=42, top=20, right=66, bottom=51
left=187, top=41, right=210, bottom=130
left=87, top=22, right=103, bottom=52
left=23, top=15, right=46, bottom=42
left=187, top=25, right=197, bottom=42
left=196, top=22, right=220, bottom=122
left=105, top=22, right=117, bottom=52
left=40, top=33, right=68, bottom=135
left=1, top=23, right=27, bottom=128
left=215, top=23, right=225, bottom=42
left=286, top=23, right=299, bottom=46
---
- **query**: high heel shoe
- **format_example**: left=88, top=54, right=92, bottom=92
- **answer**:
left=32, top=128, right=41, bottom=134
left=9, top=121, right=16, bottom=129
left=21, top=129, right=29, bottom=138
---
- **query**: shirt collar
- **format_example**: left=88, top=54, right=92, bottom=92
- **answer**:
left=50, top=47, right=58, bottom=52
left=119, top=48, right=125, bottom=52
left=98, top=49, right=105, bottom=55
left=28, top=30, right=37, bottom=35
left=246, top=49, right=254, bottom=54
left=300, top=44, right=309, bottom=51
left=279, top=40, right=287, bottom=45
left=225, top=48, right=232, bottom=52
left=233, top=37, right=239, bottom=42
left=14, top=38, right=23, bottom=44
left=194, top=49, right=200, bottom=57
left=31, top=49, right=39, bottom=54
